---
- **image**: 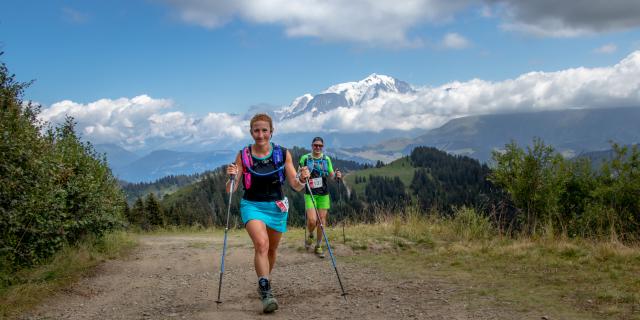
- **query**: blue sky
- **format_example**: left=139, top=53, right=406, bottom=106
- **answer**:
left=3, top=0, right=639, bottom=115
left=2, top=1, right=640, bottom=152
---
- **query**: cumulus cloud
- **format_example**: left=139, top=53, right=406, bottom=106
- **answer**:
left=278, top=50, right=640, bottom=132
left=38, top=95, right=247, bottom=151
left=490, top=0, right=640, bottom=37
left=39, top=51, right=640, bottom=150
left=159, top=0, right=472, bottom=47
left=157, top=0, right=640, bottom=45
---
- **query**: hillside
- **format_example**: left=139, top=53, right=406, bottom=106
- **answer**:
left=335, top=106, right=640, bottom=164
left=153, top=146, right=498, bottom=230
left=120, top=173, right=204, bottom=204
left=156, top=147, right=364, bottom=227
left=344, top=157, right=416, bottom=197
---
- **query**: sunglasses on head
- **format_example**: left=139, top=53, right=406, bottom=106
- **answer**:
left=312, top=144, right=323, bottom=148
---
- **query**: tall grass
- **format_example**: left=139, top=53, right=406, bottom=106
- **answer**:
left=339, top=205, right=495, bottom=252
left=341, top=206, right=640, bottom=320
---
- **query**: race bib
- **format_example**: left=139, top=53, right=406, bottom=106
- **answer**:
left=275, top=197, right=289, bottom=213
left=309, top=177, right=323, bottom=189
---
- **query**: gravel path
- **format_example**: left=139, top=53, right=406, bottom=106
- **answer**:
left=19, top=233, right=526, bottom=319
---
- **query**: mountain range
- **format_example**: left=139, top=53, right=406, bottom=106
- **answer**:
left=273, top=73, right=414, bottom=120
left=94, top=74, right=640, bottom=182
left=94, top=145, right=234, bottom=182
left=333, top=106, right=640, bottom=164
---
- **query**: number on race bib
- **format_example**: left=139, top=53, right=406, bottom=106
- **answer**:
left=309, top=177, right=323, bottom=189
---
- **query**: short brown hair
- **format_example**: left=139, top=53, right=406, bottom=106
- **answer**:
left=249, top=113, right=273, bottom=132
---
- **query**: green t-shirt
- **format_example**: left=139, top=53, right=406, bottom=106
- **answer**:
left=299, top=153, right=334, bottom=195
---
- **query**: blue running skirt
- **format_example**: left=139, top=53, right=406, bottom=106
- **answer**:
left=240, top=198, right=288, bottom=233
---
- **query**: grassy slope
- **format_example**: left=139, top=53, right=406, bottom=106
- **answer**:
left=318, top=213, right=640, bottom=320
left=123, top=180, right=200, bottom=204
left=344, top=156, right=416, bottom=196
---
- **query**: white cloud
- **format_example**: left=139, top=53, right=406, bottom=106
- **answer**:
left=38, top=94, right=248, bottom=151
left=594, top=43, right=618, bottom=54
left=278, top=50, right=640, bottom=132
left=39, top=51, right=640, bottom=150
left=158, top=0, right=640, bottom=46
left=159, top=0, right=473, bottom=47
left=441, top=32, right=470, bottom=49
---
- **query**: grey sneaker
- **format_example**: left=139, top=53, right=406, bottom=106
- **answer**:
left=261, top=290, right=278, bottom=313
left=258, top=279, right=278, bottom=313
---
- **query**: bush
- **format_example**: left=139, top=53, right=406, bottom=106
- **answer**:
left=491, top=138, right=639, bottom=240
left=0, top=54, right=126, bottom=276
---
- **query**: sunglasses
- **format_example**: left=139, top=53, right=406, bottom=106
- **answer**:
left=312, top=144, right=323, bottom=148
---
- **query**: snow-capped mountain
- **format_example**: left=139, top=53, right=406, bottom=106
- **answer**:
left=276, top=73, right=414, bottom=120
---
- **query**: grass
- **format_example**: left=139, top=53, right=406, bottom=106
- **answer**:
left=345, top=156, right=416, bottom=196
left=337, top=208, right=640, bottom=320
left=0, top=231, right=137, bottom=319
left=4, top=217, right=639, bottom=319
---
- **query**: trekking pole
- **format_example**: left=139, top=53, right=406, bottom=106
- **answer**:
left=300, top=168, right=308, bottom=249
left=305, top=180, right=348, bottom=299
left=216, top=174, right=235, bottom=304
left=304, top=197, right=308, bottom=249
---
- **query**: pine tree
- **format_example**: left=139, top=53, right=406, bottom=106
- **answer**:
left=131, top=197, right=146, bottom=228
left=145, top=193, right=164, bottom=227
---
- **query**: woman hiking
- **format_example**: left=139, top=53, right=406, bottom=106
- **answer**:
left=299, top=137, right=342, bottom=258
left=225, top=113, right=310, bottom=313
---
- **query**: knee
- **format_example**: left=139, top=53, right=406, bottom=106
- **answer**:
left=254, top=238, right=269, bottom=255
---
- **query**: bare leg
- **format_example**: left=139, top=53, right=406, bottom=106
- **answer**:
left=266, top=227, right=283, bottom=274
left=306, top=208, right=317, bottom=235
left=245, top=220, right=270, bottom=277
left=316, top=209, right=328, bottom=245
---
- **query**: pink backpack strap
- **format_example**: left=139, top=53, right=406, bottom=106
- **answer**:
left=241, top=146, right=253, bottom=189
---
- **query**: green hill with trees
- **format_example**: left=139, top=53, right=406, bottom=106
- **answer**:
left=120, top=173, right=204, bottom=204
left=121, top=147, right=364, bottom=229
left=122, top=136, right=640, bottom=242
left=132, top=145, right=503, bottom=229
left=0, top=54, right=126, bottom=283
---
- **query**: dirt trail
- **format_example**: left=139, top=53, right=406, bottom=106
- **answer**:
left=19, top=233, right=522, bottom=320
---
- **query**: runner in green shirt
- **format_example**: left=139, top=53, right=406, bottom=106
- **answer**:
left=299, top=137, right=342, bottom=258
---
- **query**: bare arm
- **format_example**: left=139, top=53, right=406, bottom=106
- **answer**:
left=284, top=150, right=309, bottom=192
